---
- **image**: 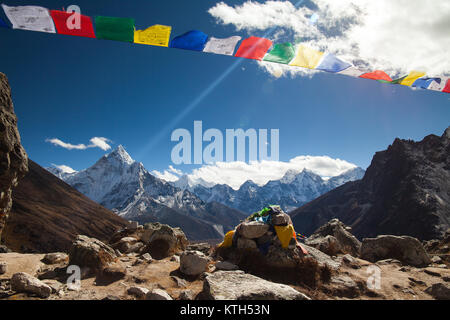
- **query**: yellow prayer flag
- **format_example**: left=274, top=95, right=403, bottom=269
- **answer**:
left=274, top=225, right=296, bottom=249
left=289, top=45, right=324, bottom=69
left=134, top=24, right=171, bottom=47
left=400, top=71, right=426, bottom=87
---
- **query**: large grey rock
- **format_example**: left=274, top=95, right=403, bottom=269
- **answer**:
left=0, top=261, right=6, bottom=274
left=141, top=223, right=188, bottom=259
left=146, top=288, right=173, bottom=300
left=11, top=272, right=52, bottom=298
left=180, top=250, right=209, bottom=276
left=0, top=73, right=28, bottom=242
left=69, top=235, right=117, bottom=271
left=306, top=219, right=361, bottom=256
left=202, top=271, right=310, bottom=300
left=236, top=237, right=257, bottom=250
left=42, top=252, right=69, bottom=265
left=238, top=221, right=270, bottom=239
left=425, top=283, right=450, bottom=300
left=361, top=235, right=431, bottom=267
left=302, top=244, right=341, bottom=270
left=128, top=286, right=150, bottom=298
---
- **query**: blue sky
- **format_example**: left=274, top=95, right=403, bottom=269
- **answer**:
left=0, top=0, right=449, bottom=184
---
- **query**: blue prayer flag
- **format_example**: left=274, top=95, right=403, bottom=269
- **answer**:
left=412, top=77, right=441, bottom=89
left=170, top=30, right=208, bottom=51
left=316, top=53, right=352, bottom=73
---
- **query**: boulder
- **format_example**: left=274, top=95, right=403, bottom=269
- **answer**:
left=361, top=235, right=431, bottom=267
left=306, top=219, right=361, bottom=256
left=302, top=244, right=341, bottom=271
left=146, top=288, right=173, bottom=300
left=306, top=235, right=342, bottom=256
left=141, top=223, right=188, bottom=259
left=180, top=250, right=209, bottom=276
left=179, top=289, right=195, bottom=300
left=271, top=212, right=292, bottom=226
left=128, top=286, right=149, bottom=298
left=329, top=275, right=360, bottom=298
left=69, top=235, right=117, bottom=272
left=141, top=253, right=153, bottom=263
left=11, top=272, right=52, bottom=298
left=0, top=261, right=6, bottom=274
left=215, top=261, right=239, bottom=271
left=236, top=237, right=257, bottom=250
left=41, top=279, right=63, bottom=294
left=42, top=252, right=69, bottom=265
left=202, top=271, right=310, bottom=300
left=187, top=243, right=211, bottom=255
left=238, top=221, right=270, bottom=239
left=425, top=283, right=450, bottom=300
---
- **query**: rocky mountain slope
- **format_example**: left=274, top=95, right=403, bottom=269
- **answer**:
left=4, top=160, right=129, bottom=253
left=58, top=146, right=246, bottom=241
left=177, top=167, right=365, bottom=213
left=0, top=73, right=28, bottom=242
left=290, top=127, right=450, bottom=240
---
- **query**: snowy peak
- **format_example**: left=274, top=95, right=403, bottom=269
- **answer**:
left=105, top=145, right=135, bottom=166
left=46, top=165, right=77, bottom=180
left=280, top=169, right=301, bottom=184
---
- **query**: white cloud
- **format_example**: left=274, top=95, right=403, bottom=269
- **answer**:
left=51, top=164, right=77, bottom=174
left=209, top=0, right=450, bottom=78
left=46, top=137, right=112, bottom=151
left=157, top=155, right=357, bottom=190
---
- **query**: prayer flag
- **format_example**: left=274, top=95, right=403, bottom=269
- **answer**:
left=263, top=42, right=295, bottom=64
left=289, top=45, right=324, bottom=69
left=134, top=24, right=171, bottom=47
left=95, top=16, right=135, bottom=42
left=203, top=36, right=241, bottom=56
left=235, top=36, right=273, bottom=61
left=316, top=53, right=352, bottom=73
left=170, top=30, right=208, bottom=51
left=2, top=4, right=55, bottom=33
left=50, top=10, right=95, bottom=38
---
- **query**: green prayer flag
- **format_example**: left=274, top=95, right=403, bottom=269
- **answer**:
left=95, top=16, right=135, bottom=42
left=379, top=75, right=407, bottom=84
left=263, top=42, right=295, bottom=64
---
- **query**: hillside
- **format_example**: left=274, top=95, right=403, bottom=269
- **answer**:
left=290, top=127, right=450, bottom=240
left=3, top=160, right=129, bottom=253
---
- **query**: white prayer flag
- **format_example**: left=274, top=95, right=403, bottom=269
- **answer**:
left=203, top=36, right=242, bottom=56
left=2, top=4, right=56, bottom=33
left=428, top=77, right=449, bottom=92
left=337, top=66, right=366, bottom=77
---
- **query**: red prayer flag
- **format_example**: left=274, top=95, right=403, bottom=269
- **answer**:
left=360, top=70, right=393, bottom=82
left=50, top=10, right=96, bottom=38
left=443, top=79, right=450, bottom=93
left=235, top=36, right=273, bottom=61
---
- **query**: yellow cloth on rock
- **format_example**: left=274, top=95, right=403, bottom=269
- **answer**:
left=219, top=230, right=235, bottom=248
left=274, top=224, right=296, bottom=249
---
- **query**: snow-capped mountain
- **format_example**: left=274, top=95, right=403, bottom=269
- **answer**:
left=179, top=167, right=365, bottom=213
left=54, top=146, right=246, bottom=240
left=46, top=165, right=78, bottom=180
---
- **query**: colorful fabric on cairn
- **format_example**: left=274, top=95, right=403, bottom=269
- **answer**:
left=50, top=10, right=95, bottom=38
left=203, top=36, right=242, bottom=56
left=263, top=42, right=296, bottom=64
left=134, top=24, right=171, bottom=47
left=94, top=16, right=135, bottom=42
left=235, top=36, right=273, bottom=61
left=2, top=4, right=55, bottom=33
left=316, top=53, right=351, bottom=73
left=360, top=70, right=392, bottom=82
left=289, top=45, right=324, bottom=69
left=170, top=30, right=208, bottom=51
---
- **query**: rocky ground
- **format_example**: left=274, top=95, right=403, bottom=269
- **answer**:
left=0, top=219, right=449, bottom=301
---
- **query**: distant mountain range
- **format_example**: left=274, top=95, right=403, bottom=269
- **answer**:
left=290, top=127, right=450, bottom=241
left=50, top=146, right=246, bottom=241
left=173, top=167, right=365, bottom=213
